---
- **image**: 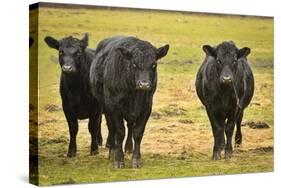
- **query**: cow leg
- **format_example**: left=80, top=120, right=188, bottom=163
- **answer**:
left=97, top=115, right=103, bottom=146
left=63, top=108, right=78, bottom=157
left=225, top=115, right=235, bottom=159
left=104, top=113, right=115, bottom=160
left=108, top=111, right=125, bottom=168
left=105, top=118, right=111, bottom=148
left=206, top=108, right=225, bottom=160
left=132, top=109, right=151, bottom=168
left=235, top=110, right=244, bottom=147
left=125, top=122, right=133, bottom=153
left=88, top=110, right=101, bottom=155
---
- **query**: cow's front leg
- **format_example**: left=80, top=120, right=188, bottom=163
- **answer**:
left=108, top=111, right=125, bottom=168
left=132, top=109, right=151, bottom=168
left=64, top=109, right=78, bottom=157
left=125, top=122, right=133, bottom=153
left=225, top=115, right=235, bottom=159
left=206, top=108, right=225, bottom=160
left=235, top=110, right=244, bottom=147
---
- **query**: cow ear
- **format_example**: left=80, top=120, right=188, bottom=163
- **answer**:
left=116, top=47, right=132, bottom=59
left=156, top=44, right=169, bottom=60
left=238, top=47, right=251, bottom=58
left=202, top=45, right=216, bottom=57
left=44, top=36, right=59, bottom=50
left=80, top=33, right=89, bottom=50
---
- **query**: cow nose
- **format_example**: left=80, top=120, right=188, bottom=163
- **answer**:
left=62, top=65, right=73, bottom=73
left=137, top=81, right=151, bottom=90
left=222, top=76, right=232, bottom=83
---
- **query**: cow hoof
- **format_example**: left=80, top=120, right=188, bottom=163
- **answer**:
left=108, top=149, right=115, bottom=160
left=212, top=153, right=221, bottom=160
left=67, top=152, right=76, bottom=158
left=105, top=141, right=110, bottom=148
left=98, top=141, right=103, bottom=147
left=125, top=145, right=133, bottom=154
left=90, top=150, right=99, bottom=156
left=113, top=161, right=125, bottom=168
left=132, top=158, right=142, bottom=168
left=234, top=143, right=241, bottom=148
left=225, top=151, right=232, bottom=159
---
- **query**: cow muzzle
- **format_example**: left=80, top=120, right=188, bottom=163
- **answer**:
left=136, top=80, right=152, bottom=90
left=221, top=76, right=232, bottom=84
left=62, top=65, right=76, bottom=74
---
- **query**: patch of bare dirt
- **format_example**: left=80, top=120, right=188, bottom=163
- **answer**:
left=44, top=104, right=61, bottom=112
left=159, top=127, right=172, bottom=133
left=242, top=121, right=270, bottom=129
left=249, top=147, right=273, bottom=153
left=178, top=119, right=194, bottom=124
left=39, top=119, right=58, bottom=126
left=40, top=136, right=68, bottom=145
left=151, top=112, right=161, bottom=120
left=251, top=102, right=261, bottom=106
left=160, top=105, right=187, bottom=116
left=183, top=59, right=193, bottom=64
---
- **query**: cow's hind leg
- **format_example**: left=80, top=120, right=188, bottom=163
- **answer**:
left=225, top=115, right=235, bottom=159
left=105, top=118, right=111, bottom=148
left=104, top=113, right=115, bottom=160
left=235, top=110, right=244, bottom=147
left=125, top=122, right=133, bottom=153
left=206, top=108, right=225, bottom=160
left=97, top=115, right=103, bottom=146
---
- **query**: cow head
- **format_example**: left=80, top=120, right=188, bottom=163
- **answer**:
left=116, top=44, right=169, bottom=91
left=203, top=41, right=250, bottom=86
left=44, top=33, right=89, bottom=75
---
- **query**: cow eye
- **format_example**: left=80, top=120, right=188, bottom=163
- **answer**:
left=59, top=50, right=63, bottom=56
left=233, top=60, right=238, bottom=67
left=152, top=63, right=157, bottom=69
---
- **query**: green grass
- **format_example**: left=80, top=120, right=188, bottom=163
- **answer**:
left=29, top=6, right=274, bottom=186
left=37, top=150, right=273, bottom=185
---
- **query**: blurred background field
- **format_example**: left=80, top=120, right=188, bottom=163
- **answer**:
left=29, top=5, right=273, bottom=186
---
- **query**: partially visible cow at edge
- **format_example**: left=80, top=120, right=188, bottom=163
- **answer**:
left=195, top=41, right=254, bottom=160
left=44, top=33, right=103, bottom=157
left=90, top=36, right=169, bottom=168
left=29, top=37, right=34, bottom=48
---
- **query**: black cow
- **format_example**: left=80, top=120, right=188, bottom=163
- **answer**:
left=90, top=36, right=169, bottom=168
left=195, top=41, right=254, bottom=160
left=44, top=34, right=103, bottom=157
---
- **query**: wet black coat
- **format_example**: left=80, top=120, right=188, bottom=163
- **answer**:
left=90, top=36, right=169, bottom=168
left=196, top=55, right=254, bottom=111
left=91, top=37, right=157, bottom=121
left=45, top=34, right=103, bottom=157
left=60, top=48, right=97, bottom=120
left=195, top=41, right=254, bottom=160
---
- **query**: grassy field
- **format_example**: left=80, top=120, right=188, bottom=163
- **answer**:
left=29, top=5, right=274, bottom=186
